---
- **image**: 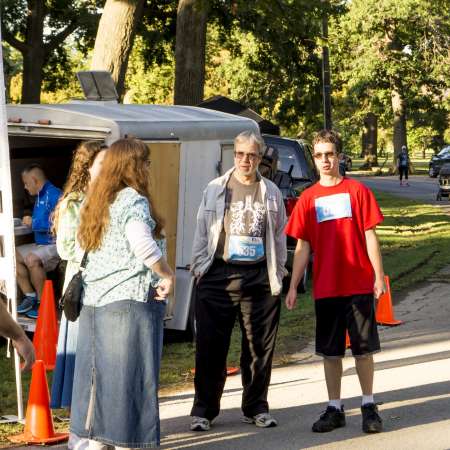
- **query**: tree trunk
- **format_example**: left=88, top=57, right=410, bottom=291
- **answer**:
left=174, top=0, right=208, bottom=105
left=20, top=0, right=46, bottom=103
left=361, top=112, right=378, bottom=167
left=391, top=86, right=408, bottom=163
left=21, top=48, right=45, bottom=103
left=91, top=0, right=145, bottom=98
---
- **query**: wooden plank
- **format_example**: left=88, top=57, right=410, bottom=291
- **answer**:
left=147, top=142, right=180, bottom=273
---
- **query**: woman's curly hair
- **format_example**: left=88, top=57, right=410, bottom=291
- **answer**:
left=52, top=141, right=106, bottom=234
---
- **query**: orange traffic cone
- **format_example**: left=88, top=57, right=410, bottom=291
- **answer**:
left=32, top=280, right=59, bottom=370
left=376, top=275, right=402, bottom=326
left=345, top=331, right=351, bottom=349
left=8, top=360, right=69, bottom=444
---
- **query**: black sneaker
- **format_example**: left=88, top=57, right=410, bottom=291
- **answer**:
left=361, top=403, right=383, bottom=433
left=312, top=406, right=346, bottom=433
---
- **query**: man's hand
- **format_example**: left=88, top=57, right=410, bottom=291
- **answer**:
left=155, top=277, right=174, bottom=301
left=12, top=335, right=35, bottom=371
left=373, top=277, right=386, bottom=300
left=285, top=287, right=298, bottom=310
left=22, top=216, right=32, bottom=227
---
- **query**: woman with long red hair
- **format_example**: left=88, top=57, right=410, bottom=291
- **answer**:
left=70, top=138, right=174, bottom=449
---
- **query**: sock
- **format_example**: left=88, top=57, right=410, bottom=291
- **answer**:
left=362, top=395, right=374, bottom=406
left=25, top=292, right=37, bottom=298
left=328, top=399, right=341, bottom=409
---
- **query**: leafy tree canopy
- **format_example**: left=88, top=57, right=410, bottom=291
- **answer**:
left=1, top=0, right=103, bottom=97
left=331, top=0, right=450, bottom=150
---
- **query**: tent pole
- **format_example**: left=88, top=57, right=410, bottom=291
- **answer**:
left=0, top=13, right=24, bottom=423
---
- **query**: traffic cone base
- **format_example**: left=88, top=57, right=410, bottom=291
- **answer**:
left=376, top=275, right=403, bottom=326
left=9, top=431, right=69, bottom=445
left=8, top=360, right=69, bottom=444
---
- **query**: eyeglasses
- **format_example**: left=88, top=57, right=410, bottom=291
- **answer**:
left=313, top=151, right=337, bottom=160
left=234, top=151, right=261, bottom=162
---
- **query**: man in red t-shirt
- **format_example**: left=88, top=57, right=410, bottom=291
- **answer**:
left=285, top=130, right=385, bottom=434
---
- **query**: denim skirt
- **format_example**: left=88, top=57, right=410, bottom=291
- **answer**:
left=70, top=297, right=166, bottom=448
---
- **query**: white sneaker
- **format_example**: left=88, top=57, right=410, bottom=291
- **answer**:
left=242, top=412, right=278, bottom=428
left=190, top=416, right=211, bottom=431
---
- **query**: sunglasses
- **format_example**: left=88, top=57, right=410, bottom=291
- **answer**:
left=234, top=151, right=261, bottom=162
left=313, top=151, right=337, bottom=160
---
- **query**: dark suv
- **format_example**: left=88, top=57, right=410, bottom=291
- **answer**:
left=262, top=135, right=318, bottom=274
left=429, top=145, right=450, bottom=177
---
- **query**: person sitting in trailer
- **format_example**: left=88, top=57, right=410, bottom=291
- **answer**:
left=16, top=164, right=62, bottom=319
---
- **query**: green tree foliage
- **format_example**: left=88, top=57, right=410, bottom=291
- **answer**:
left=208, top=0, right=335, bottom=136
left=1, top=0, right=102, bottom=102
left=127, top=0, right=332, bottom=136
left=331, top=0, right=450, bottom=156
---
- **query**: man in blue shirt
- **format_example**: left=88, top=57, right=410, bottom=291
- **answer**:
left=16, top=164, right=62, bottom=318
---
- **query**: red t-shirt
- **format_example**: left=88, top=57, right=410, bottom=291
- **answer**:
left=285, top=177, right=383, bottom=300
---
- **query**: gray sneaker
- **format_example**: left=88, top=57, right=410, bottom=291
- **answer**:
left=242, top=412, right=278, bottom=428
left=190, top=416, right=211, bottom=431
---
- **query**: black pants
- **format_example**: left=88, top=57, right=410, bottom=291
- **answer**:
left=191, top=259, right=281, bottom=420
left=399, top=166, right=409, bottom=181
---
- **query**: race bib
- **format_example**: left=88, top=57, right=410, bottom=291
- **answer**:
left=228, top=235, right=265, bottom=262
left=315, top=193, right=352, bottom=223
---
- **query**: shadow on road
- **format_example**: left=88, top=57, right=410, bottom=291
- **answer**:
left=160, top=381, right=450, bottom=450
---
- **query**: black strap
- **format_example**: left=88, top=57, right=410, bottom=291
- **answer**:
left=80, top=252, right=88, bottom=270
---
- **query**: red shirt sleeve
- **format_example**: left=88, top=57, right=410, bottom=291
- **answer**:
left=285, top=195, right=311, bottom=242
left=359, top=184, right=384, bottom=230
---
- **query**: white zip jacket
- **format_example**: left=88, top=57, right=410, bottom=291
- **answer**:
left=191, top=168, right=288, bottom=296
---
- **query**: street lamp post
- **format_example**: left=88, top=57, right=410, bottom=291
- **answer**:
left=321, top=1, right=332, bottom=130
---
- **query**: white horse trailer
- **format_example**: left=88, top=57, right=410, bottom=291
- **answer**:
left=6, top=102, right=259, bottom=333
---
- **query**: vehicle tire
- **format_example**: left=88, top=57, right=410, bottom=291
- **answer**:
left=347, top=160, right=352, bottom=171
left=437, top=193, right=442, bottom=201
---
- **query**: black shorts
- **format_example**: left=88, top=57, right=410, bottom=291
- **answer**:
left=315, top=294, right=380, bottom=358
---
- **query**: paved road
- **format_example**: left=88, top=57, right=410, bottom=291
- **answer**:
left=13, top=174, right=450, bottom=450
left=159, top=267, right=450, bottom=449
left=357, top=175, right=450, bottom=213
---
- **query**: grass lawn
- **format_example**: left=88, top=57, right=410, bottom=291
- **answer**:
left=351, top=157, right=430, bottom=176
left=1, top=190, right=450, bottom=443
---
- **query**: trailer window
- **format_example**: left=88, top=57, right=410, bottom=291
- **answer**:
left=220, top=144, right=235, bottom=175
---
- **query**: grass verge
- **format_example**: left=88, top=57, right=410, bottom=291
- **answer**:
left=351, top=157, right=430, bottom=176
left=1, top=190, right=449, bottom=442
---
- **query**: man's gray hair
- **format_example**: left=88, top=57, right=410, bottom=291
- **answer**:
left=234, top=130, right=265, bottom=155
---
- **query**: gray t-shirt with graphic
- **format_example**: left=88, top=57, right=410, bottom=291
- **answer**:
left=216, top=174, right=267, bottom=264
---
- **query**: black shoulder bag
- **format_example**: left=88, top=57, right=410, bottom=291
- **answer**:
left=59, top=252, right=88, bottom=322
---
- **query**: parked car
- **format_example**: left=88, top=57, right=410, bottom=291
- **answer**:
left=429, top=145, right=450, bottom=177
left=262, top=135, right=318, bottom=288
left=436, top=163, right=450, bottom=201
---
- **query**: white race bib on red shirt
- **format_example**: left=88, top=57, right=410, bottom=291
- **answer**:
left=315, top=193, right=352, bottom=223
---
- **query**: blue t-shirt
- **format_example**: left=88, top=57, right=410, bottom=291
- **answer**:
left=399, top=152, right=409, bottom=167
left=32, top=181, right=62, bottom=245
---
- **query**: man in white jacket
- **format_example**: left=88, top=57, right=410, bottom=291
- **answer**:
left=190, top=130, right=287, bottom=431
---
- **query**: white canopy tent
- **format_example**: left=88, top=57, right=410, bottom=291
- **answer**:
left=0, top=18, right=24, bottom=422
